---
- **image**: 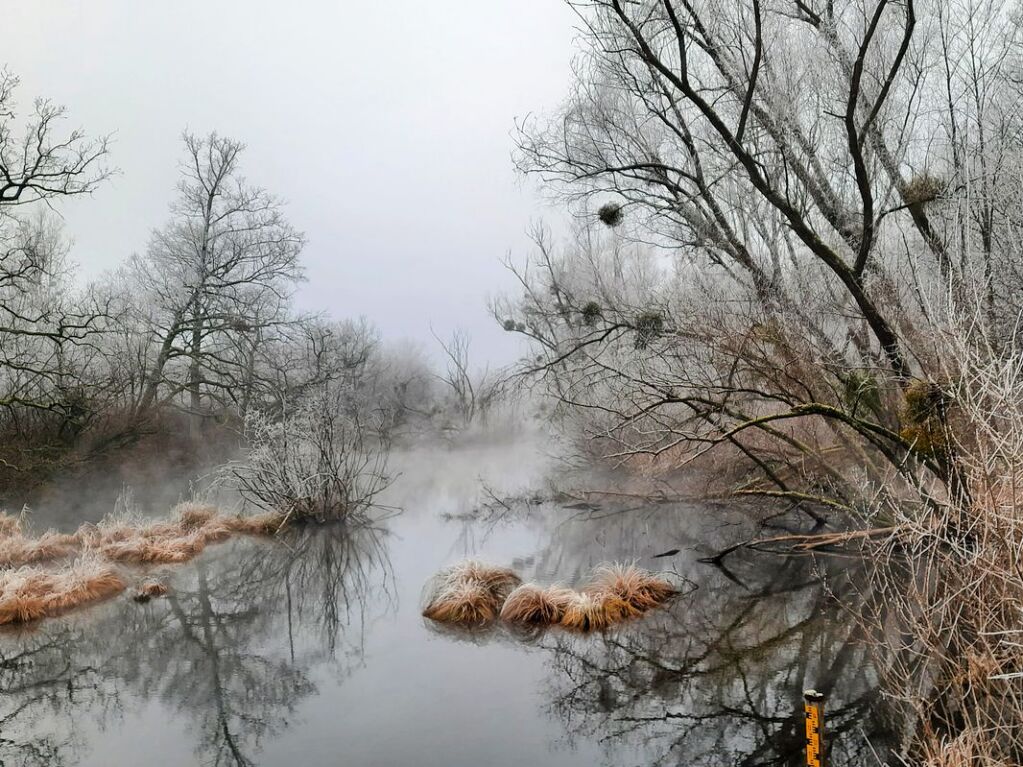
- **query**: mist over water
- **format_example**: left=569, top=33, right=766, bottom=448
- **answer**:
left=0, top=435, right=892, bottom=766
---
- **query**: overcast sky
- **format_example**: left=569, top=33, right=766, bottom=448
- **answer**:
left=5, top=1, right=578, bottom=363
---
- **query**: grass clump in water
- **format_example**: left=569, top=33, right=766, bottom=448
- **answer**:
left=81, top=513, right=211, bottom=565
left=559, top=591, right=623, bottom=632
left=422, top=561, right=677, bottom=633
left=0, top=555, right=126, bottom=625
left=500, top=583, right=575, bottom=626
left=560, top=564, right=676, bottom=632
left=422, top=560, right=521, bottom=626
left=77, top=502, right=282, bottom=565
left=0, top=502, right=289, bottom=626
left=133, top=578, right=169, bottom=603
left=586, top=563, right=676, bottom=613
left=0, top=528, right=79, bottom=568
left=0, top=511, right=79, bottom=568
left=225, top=511, right=286, bottom=536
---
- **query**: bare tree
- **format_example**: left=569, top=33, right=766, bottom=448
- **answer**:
left=0, top=72, right=113, bottom=479
left=432, top=328, right=505, bottom=427
left=502, top=4, right=1023, bottom=762
left=503, top=0, right=1023, bottom=515
left=132, top=132, right=305, bottom=429
left=0, top=69, right=110, bottom=207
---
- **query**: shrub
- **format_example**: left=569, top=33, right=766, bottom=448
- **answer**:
left=227, top=386, right=391, bottom=525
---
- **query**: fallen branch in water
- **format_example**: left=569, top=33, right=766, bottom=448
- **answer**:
left=699, top=526, right=901, bottom=565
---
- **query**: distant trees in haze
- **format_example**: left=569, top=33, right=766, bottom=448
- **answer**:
left=0, top=71, right=496, bottom=495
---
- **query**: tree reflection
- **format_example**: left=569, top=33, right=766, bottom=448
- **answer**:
left=517, top=503, right=900, bottom=765
left=0, top=521, right=394, bottom=767
left=0, top=628, right=98, bottom=767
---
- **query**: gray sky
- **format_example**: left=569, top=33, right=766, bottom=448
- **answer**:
left=5, top=1, right=577, bottom=363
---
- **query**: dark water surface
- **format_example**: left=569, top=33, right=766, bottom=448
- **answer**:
left=0, top=440, right=893, bottom=766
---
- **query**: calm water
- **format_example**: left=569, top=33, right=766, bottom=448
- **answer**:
left=0, top=438, right=894, bottom=766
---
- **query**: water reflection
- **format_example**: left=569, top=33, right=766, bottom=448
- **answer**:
left=537, top=555, right=893, bottom=766
left=0, top=522, right=393, bottom=767
left=0, top=443, right=899, bottom=766
left=478, top=501, right=899, bottom=765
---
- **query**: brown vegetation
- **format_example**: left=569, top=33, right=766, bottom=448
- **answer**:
left=83, top=503, right=237, bottom=565
left=0, top=513, right=22, bottom=537
left=226, top=511, right=286, bottom=536
left=0, top=557, right=126, bottom=625
left=0, top=502, right=286, bottom=571
left=424, top=561, right=675, bottom=632
left=559, top=591, right=623, bottom=632
left=95, top=529, right=209, bottom=565
left=586, top=564, right=676, bottom=613
left=557, top=565, right=676, bottom=632
left=500, top=583, right=575, bottom=625
left=133, top=579, right=169, bottom=603
left=423, top=579, right=503, bottom=625
left=0, top=529, right=79, bottom=567
left=174, top=502, right=219, bottom=529
left=0, top=502, right=291, bottom=626
left=422, top=560, right=521, bottom=626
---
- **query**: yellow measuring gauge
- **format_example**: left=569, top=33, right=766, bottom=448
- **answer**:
left=803, top=689, right=825, bottom=767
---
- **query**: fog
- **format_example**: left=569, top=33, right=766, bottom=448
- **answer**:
left=4, top=2, right=1021, bottom=763
left=4, top=1, right=577, bottom=362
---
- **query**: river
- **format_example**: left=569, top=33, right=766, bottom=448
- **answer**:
left=0, top=436, right=894, bottom=766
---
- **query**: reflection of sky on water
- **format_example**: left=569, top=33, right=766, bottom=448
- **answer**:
left=0, top=439, right=894, bottom=766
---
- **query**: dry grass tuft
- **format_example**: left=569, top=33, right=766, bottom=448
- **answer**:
left=173, top=502, right=219, bottom=529
left=0, top=556, right=126, bottom=625
left=422, top=561, right=675, bottom=632
left=0, top=512, right=78, bottom=568
left=78, top=514, right=207, bottom=565
left=423, top=579, right=502, bottom=624
left=422, top=560, right=521, bottom=626
left=554, top=564, right=677, bottom=632
left=0, top=512, right=23, bottom=538
left=559, top=591, right=625, bottom=632
left=0, top=503, right=286, bottom=577
left=500, top=583, right=575, bottom=625
left=197, top=518, right=235, bottom=543
left=586, top=563, right=676, bottom=613
left=0, top=502, right=294, bottom=626
left=447, top=560, right=521, bottom=598
left=133, top=579, right=169, bottom=603
left=226, top=512, right=285, bottom=536
left=98, top=531, right=208, bottom=565
left=0, top=530, right=79, bottom=567
left=81, top=504, right=283, bottom=565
